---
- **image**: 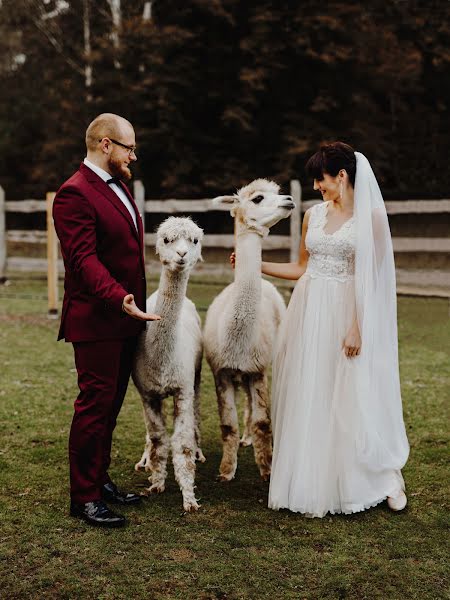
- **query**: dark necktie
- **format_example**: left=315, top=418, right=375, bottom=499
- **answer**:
left=107, top=177, right=121, bottom=185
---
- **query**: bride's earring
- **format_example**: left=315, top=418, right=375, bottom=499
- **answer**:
left=339, top=180, right=343, bottom=200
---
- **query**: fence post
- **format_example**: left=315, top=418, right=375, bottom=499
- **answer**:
left=0, top=186, right=6, bottom=283
left=133, top=179, right=146, bottom=259
left=46, top=192, right=59, bottom=317
left=290, top=179, right=302, bottom=262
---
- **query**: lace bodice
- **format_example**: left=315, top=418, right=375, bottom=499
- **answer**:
left=305, top=202, right=355, bottom=282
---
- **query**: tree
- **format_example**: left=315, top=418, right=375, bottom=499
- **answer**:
left=0, top=0, right=448, bottom=198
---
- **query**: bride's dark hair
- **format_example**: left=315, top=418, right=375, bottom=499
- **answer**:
left=306, top=142, right=357, bottom=186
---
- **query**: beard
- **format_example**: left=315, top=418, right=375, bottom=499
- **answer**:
left=107, top=153, right=132, bottom=182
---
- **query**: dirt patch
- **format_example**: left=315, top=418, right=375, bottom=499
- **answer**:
left=169, top=548, right=196, bottom=562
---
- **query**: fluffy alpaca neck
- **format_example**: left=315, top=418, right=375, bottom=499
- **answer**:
left=152, top=267, right=189, bottom=343
left=234, top=229, right=262, bottom=289
left=227, top=225, right=262, bottom=344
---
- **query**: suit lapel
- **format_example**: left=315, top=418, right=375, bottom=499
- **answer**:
left=80, top=164, right=140, bottom=242
left=118, top=181, right=145, bottom=248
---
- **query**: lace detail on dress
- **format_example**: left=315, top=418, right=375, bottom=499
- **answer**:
left=305, top=202, right=355, bottom=282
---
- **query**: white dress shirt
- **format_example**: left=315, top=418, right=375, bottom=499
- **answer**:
left=83, top=157, right=138, bottom=230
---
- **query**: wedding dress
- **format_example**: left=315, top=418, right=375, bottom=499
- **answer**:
left=268, top=158, right=409, bottom=517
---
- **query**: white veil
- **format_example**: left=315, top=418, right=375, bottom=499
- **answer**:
left=353, top=152, right=409, bottom=471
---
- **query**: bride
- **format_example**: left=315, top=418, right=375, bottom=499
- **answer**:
left=261, top=142, right=409, bottom=517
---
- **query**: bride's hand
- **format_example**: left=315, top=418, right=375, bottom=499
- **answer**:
left=229, top=252, right=236, bottom=269
left=343, top=323, right=361, bottom=358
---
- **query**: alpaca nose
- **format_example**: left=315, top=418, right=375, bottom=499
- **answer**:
left=282, top=195, right=295, bottom=209
left=177, top=250, right=187, bottom=258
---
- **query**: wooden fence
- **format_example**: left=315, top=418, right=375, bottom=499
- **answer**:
left=0, top=182, right=449, bottom=314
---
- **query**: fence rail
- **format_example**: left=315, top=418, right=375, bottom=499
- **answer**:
left=6, top=230, right=449, bottom=253
left=0, top=180, right=304, bottom=270
left=1, top=181, right=449, bottom=312
left=5, top=197, right=450, bottom=214
left=3, top=187, right=449, bottom=257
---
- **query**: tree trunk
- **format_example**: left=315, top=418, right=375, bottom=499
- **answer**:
left=83, top=0, right=92, bottom=102
left=107, top=0, right=121, bottom=69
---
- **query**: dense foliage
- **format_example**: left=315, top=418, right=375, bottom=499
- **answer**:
left=0, top=0, right=449, bottom=199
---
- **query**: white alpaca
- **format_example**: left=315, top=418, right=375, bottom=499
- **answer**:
left=132, top=217, right=205, bottom=512
left=203, top=179, right=295, bottom=482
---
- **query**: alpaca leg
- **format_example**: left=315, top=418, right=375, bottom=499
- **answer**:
left=240, top=376, right=253, bottom=447
left=194, top=365, right=206, bottom=463
left=134, top=418, right=152, bottom=472
left=215, top=370, right=240, bottom=482
left=171, top=390, right=199, bottom=512
left=249, top=373, right=272, bottom=481
left=141, top=395, right=170, bottom=494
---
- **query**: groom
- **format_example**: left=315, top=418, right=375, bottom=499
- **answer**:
left=53, top=113, right=160, bottom=528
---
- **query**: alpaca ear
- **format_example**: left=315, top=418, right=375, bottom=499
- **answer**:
left=211, top=195, right=237, bottom=210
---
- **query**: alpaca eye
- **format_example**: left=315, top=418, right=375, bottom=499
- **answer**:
left=163, top=237, right=170, bottom=244
left=193, top=239, right=198, bottom=245
left=252, top=195, right=264, bottom=204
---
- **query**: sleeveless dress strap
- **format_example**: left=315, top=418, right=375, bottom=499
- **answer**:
left=308, top=201, right=326, bottom=228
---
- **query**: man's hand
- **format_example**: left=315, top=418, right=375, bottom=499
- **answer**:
left=122, top=294, right=161, bottom=321
left=230, top=252, right=236, bottom=269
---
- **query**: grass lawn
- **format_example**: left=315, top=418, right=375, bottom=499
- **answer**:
left=0, top=274, right=448, bottom=600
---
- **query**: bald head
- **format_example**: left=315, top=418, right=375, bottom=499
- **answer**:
left=85, top=113, right=133, bottom=152
left=85, top=113, right=137, bottom=181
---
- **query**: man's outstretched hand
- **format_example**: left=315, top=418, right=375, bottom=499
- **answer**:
left=122, top=294, right=161, bottom=321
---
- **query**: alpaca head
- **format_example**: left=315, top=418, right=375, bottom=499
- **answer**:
left=156, top=217, right=203, bottom=272
left=212, top=179, right=295, bottom=236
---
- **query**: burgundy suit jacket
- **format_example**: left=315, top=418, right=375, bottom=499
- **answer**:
left=53, top=163, right=146, bottom=342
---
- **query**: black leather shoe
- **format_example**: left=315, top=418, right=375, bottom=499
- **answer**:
left=101, top=482, right=142, bottom=506
left=70, top=500, right=126, bottom=528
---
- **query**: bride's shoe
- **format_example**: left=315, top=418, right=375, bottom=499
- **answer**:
left=387, top=490, right=407, bottom=511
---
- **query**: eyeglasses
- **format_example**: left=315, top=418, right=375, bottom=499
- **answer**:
left=100, top=137, right=137, bottom=156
